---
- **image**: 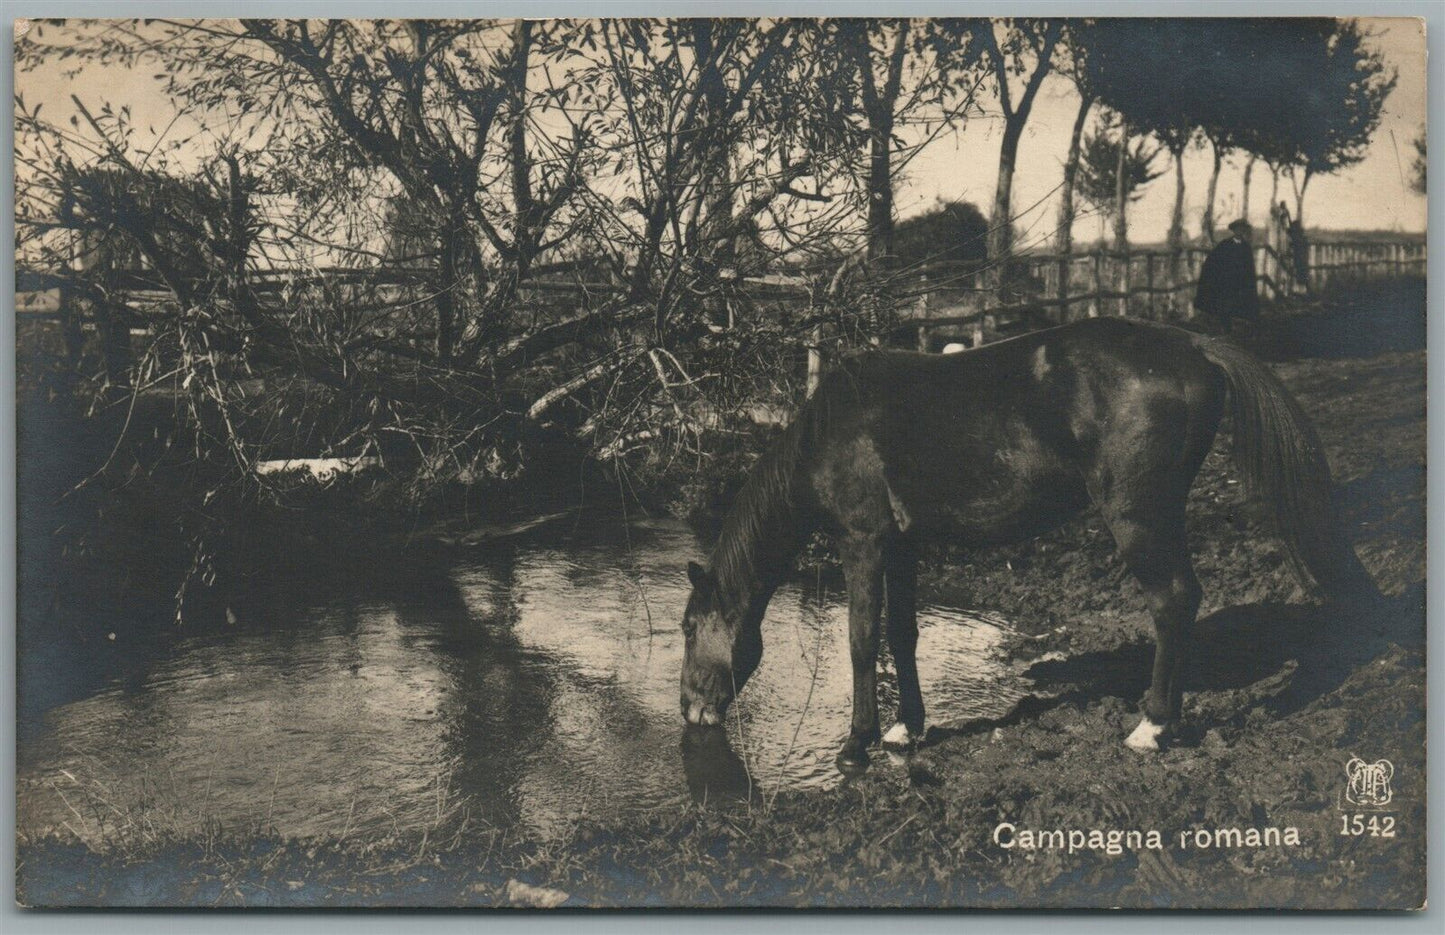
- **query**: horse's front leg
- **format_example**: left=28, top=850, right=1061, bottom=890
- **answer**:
left=838, top=536, right=884, bottom=771
left=883, top=538, right=924, bottom=749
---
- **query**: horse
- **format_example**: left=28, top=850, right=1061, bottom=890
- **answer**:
left=678, top=316, right=1379, bottom=770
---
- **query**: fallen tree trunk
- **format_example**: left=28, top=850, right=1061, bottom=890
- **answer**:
left=526, top=351, right=640, bottom=423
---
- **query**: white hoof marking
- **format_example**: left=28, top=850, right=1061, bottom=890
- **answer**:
left=882, top=722, right=916, bottom=748
left=1125, top=717, right=1166, bottom=752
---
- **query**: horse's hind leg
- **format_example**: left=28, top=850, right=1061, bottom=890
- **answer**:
left=1099, top=504, right=1202, bottom=752
left=883, top=538, right=924, bottom=748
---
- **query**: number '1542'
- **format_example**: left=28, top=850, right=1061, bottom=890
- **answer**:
left=1340, top=814, right=1396, bottom=837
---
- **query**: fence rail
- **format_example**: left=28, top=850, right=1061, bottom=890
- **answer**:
left=16, top=238, right=1426, bottom=342
left=890, top=239, right=1423, bottom=345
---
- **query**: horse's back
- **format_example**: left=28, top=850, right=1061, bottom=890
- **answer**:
left=828, top=316, right=1209, bottom=388
left=808, top=319, right=1225, bottom=544
left=822, top=318, right=1217, bottom=437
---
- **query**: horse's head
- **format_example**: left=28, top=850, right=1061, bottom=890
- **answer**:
left=680, top=561, right=762, bottom=726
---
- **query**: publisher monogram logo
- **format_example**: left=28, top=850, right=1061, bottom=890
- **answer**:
left=1344, top=757, right=1394, bottom=808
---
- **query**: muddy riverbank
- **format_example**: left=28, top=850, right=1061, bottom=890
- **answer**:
left=17, top=284, right=1427, bottom=909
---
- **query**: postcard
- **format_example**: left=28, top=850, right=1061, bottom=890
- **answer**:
left=14, top=15, right=1426, bottom=909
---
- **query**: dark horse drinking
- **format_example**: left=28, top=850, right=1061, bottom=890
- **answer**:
left=679, top=317, right=1378, bottom=770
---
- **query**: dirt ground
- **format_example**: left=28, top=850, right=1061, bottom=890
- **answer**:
left=16, top=282, right=1427, bottom=909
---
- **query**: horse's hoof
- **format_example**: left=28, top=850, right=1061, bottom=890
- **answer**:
left=881, top=721, right=919, bottom=751
left=836, top=733, right=875, bottom=774
left=1124, top=716, right=1167, bottom=752
left=836, top=747, right=870, bottom=775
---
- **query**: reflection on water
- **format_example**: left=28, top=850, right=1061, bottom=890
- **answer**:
left=18, top=516, right=1020, bottom=843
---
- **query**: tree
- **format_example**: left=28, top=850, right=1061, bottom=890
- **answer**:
left=18, top=17, right=913, bottom=480
left=972, top=19, right=1062, bottom=266
left=835, top=20, right=911, bottom=265
left=1240, top=152, right=1259, bottom=226
left=53, top=19, right=600, bottom=367
left=246, top=20, right=593, bottom=363
left=39, top=163, right=240, bottom=388
left=892, top=199, right=989, bottom=269
left=1074, top=119, right=1164, bottom=244
left=1197, top=128, right=1234, bottom=243
left=1052, top=24, right=1096, bottom=256
left=1075, top=13, right=1395, bottom=308
left=588, top=20, right=834, bottom=314
left=820, top=19, right=988, bottom=267
left=1160, top=128, right=1199, bottom=250
left=1075, top=19, right=1204, bottom=251
left=1258, top=19, right=1396, bottom=225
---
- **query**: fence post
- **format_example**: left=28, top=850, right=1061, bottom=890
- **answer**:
left=1174, top=248, right=1186, bottom=317
left=1109, top=248, right=1121, bottom=317
left=1144, top=252, right=1155, bottom=319
left=806, top=323, right=823, bottom=397
left=964, top=289, right=980, bottom=347
left=915, top=273, right=930, bottom=351
left=57, top=236, right=84, bottom=374
left=1179, top=251, right=1188, bottom=313
left=1090, top=249, right=1103, bottom=318
left=1056, top=253, right=1070, bottom=324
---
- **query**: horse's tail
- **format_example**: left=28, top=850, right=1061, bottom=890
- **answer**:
left=1191, top=334, right=1380, bottom=604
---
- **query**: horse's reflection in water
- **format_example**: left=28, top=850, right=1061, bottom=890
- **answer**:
left=681, top=725, right=754, bottom=806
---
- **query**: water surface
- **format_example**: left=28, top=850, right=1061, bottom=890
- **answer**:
left=18, top=515, right=1019, bottom=843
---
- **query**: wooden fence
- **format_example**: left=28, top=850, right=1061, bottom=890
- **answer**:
left=15, top=237, right=1426, bottom=351
left=888, top=238, right=1427, bottom=351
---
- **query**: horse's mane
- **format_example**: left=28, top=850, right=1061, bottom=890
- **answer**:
left=709, top=375, right=841, bottom=603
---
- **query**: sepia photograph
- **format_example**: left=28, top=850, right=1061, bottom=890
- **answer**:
left=12, top=12, right=1429, bottom=909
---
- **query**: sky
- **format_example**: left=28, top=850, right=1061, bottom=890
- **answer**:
left=14, top=16, right=1428, bottom=249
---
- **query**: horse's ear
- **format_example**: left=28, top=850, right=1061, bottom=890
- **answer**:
left=687, top=561, right=711, bottom=593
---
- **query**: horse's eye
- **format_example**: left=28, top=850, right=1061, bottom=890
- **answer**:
left=681, top=617, right=696, bottom=636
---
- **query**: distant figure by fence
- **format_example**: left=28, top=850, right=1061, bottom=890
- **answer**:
left=1193, top=219, right=1260, bottom=334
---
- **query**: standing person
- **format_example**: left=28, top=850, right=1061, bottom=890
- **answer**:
left=1193, top=218, right=1260, bottom=334
left=1271, top=201, right=1292, bottom=295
